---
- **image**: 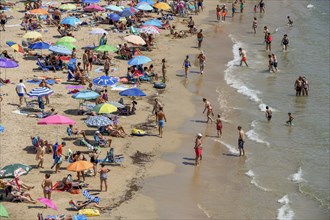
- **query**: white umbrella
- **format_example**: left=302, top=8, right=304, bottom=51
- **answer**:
left=124, top=35, right=146, bottom=45
left=90, top=28, right=108, bottom=35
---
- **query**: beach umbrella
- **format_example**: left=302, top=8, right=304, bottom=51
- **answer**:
left=107, top=101, right=125, bottom=108
left=23, top=31, right=42, bottom=39
left=60, top=17, right=81, bottom=26
left=67, top=161, right=93, bottom=172
left=128, top=55, right=152, bottom=65
left=72, top=90, right=100, bottom=100
left=94, top=45, right=118, bottom=52
left=108, top=13, right=120, bottom=21
left=0, top=125, right=4, bottom=133
left=154, top=2, right=171, bottom=10
left=105, top=5, right=123, bottom=12
left=90, top=28, right=108, bottom=35
left=0, top=58, right=18, bottom=68
left=119, top=88, right=146, bottom=97
left=49, top=45, right=72, bottom=55
left=37, top=115, right=76, bottom=125
left=119, top=8, right=135, bottom=17
left=55, top=42, right=76, bottom=50
left=58, top=36, right=77, bottom=43
left=124, top=35, right=146, bottom=45
left=93, top=75, right=118, bottom=86
left=85, top=115, right=113, bottom=127
left=27, top=87, right=53, bottom=97
left=143, top=19, right=162, bottom=27
left=139, top=26, right=160, bottom=35
left=28, top=8, right=49, bottom=15
left=28, top=41, right=51, bottom=50
left=82, top=0, right=100, bottom=3
left=93, top=103, right=117, bottom=114
left=0, top=204, right=9, bottom=218
left=59, top=4, right=77, bottom=11
left=0, top=163, right=32, bottom=178
left=84, top=4, right=104, bottom=12
left=136, top=2, right=153, bottom=11
left=37, top=198, right=57, bottom=210
left=6, top=41, right=24, bottom=54
left=139, top=0, right=155, bottom=6
left=141, top=25, right=161, bottom=32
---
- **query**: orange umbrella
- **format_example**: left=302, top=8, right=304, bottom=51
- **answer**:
left=28, top=9, right=49, bottom=15
left=67, top=161, right=93, bottom=172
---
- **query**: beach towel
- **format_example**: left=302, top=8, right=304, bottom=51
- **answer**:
left=12, top=110, right=29, bottom=116
left=94, top=67, right=104, bottom=73
left=26, top=79, right=55, bottom=85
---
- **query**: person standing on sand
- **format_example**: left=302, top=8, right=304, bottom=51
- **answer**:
left=202, top=98, right=214, bottom=123
left=194, top=133, right=203, bottom=166
left=99, top=164, right=110, bottom=192
left=41, top=174, right=53, bottom=208
left=197, top=29, right=204, bottom=49
left=104, top=57, right=110, bottom=76
left=161, top=58, right=166, bottom=82
left=239, top=48, right=248, bottom=67
left=237, top=126, right=245, bottom=156
left=252, top=17, right=258, bottom=34
left=36, top=141, right=46, bottom=168
left=16, top=79, right=27, bottom=107
left=265, top=106, right=272, bottom=121
left=211, top=114, right=223, bottom=137
left=182, top=55, right=191, bottom=78
left=197, top=51, right=206, bottom=74
left=216, top=5, right=221, bottom=21
left=54, top=142, right=65, bottom=174
left=157, top=107, right=167, bottom=138
left=197, top=0, right=203, bottom=12
left=83, top=50, right=89, bottom=72
left=0, top=11, right=7, bottom=31
left=152, top=98, right=162, bottom=123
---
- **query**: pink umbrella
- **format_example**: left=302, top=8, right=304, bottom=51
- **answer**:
left=84, top=4, right=105, bottom=12
left=141, top=25, right=161, bottom=32
left=37, top=115, right=76, bottom=125
left=37, top=198, right=57, bottom=210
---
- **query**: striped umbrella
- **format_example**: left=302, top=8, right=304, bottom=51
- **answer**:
left=85, top=115, right=113, bottom=127
left=139, top=26, right=160, bottom=35
left=27, top=87, right=54, bottom=97
left=6, top=41, right=24, bottom=53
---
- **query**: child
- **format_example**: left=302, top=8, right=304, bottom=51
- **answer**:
left=286, top=112, right=294, bottom=125
left=253, top=5, right=257, bottom=13
left=287, top=16, right=293, bottom=26
left=215, top=114, right=223, bottom=137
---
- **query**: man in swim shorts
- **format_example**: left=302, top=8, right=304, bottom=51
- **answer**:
left=157, top=107, right=167, bottom=138
left=194, top=133, right=203, bottom=166
left=197, top=29, right=204, bottom=49
left=197, top=51, right=206, bottom=74
left=15, top=79, right=27, bottom=107
left=265, top=106, right=272, bottom=121
left=239, top=48, right=248, bottom=67
left=0, top=11, right=7, bottom=31
left=237, top=126, right=245, bottom=156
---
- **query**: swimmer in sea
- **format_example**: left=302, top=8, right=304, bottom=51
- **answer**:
left=239, top=48, right=248, bottom=67
left=287, top=16, right=293, bottom=26
left=265, top=106, right=272, bottom=121
left=286, top=112, right=294, bottom=126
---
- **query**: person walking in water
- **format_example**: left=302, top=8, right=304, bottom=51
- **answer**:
left=197, top=51, right=206, bottom=74
left=182, top=55, right=191, bottom=78
left=265, top=32, right=273, bottom=51
left=197, top=29, right=204, bottom=49
left=194, top=133, right=203, bottom=166
left=286, top=112, right=294, bottom=126
left=98, top=164, right=110, bottom=192
left=157, top=107, right=167, bottom=138
left=272, top=53, right=278, bottom=71
left=216, top=5, right=221, bottom=21
left=203, top=98, right=214, bottom=123
left=281, top=34, right=289, bottom=51
left=258, top=0, right=265, bottom=13
left=41, top=174, right=53, bottom=208
left=265, top=106, right=272, bottom=121
left=287, top=16, right=293, bottom=26
left=239, top=48, right=248, bottom=67
left=302, top=76, right=309, bottom=96
left=252, top=17, right=258, bottom=34
left=294, top=76, right=303, bottom=96
left=237, top=126, right=245, bottom=156
left=214, top=114, right=223, bottom=137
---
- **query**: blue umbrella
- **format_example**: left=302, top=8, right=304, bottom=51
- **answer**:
left=139, top=0, right=155, bottom=5
left=27, top=87, right=54, bottom=97
left=60, top=17, right=81, bottom=26
left=109, top=13, right=120, bottom=21
left=27, top=79, right=56, bottom=85
left=82, top=0, right=100, bottom=3
left=119, top=8, right=135, bottom=17
left=85, top=115, right=113, bottom=127
left=72, top=90, right=100, bottom=100
left=128, top=55, right=152, bottom=66
left=49, top=45, right=72, bottom=55
left=92, top=76, right=118, bottom=87
left=0, top=125, right=4, bottom=133
left=136, top=2, right=153, bottom=11
left=28, top=42, right=51, bottom=50
left=119, top=88, right=146, bottom=97
left=143, top=19, right=162, bottom=27
left=105, top=5, right=123, bottom=12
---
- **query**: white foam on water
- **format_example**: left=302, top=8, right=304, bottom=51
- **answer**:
left=197, top=203, right=211, bottom=218
left=224, top=36, right=262, bottom=103
left=307, top=4, right=314, bottom=9
left=245, top=170, right=270, bottom=192
left=212, top=138, right=239, bottom=155
left=258, top=103, right=279, bottom=112
left=288, top=167, right=306, bottom=184
left=277, top=195, right=295, bottom=220
left=246, top=120, right=270, bottom=146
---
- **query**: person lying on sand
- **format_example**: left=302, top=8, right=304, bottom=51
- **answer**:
left=1, top=179, right=35, bottom=191
left=69, top=199, right=107, bottom=211
left=6, top=185, right=37, bottom=204
left=105, top=124, right=127, bottom=138
left=27, top=108, right=57, bottom=118
left=67, top=124, right=88, bottom=140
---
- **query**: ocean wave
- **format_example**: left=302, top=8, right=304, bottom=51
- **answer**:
left=288, top=167, right=306, bottom=184
left=212, top=138, right=239, bottom=155
left=307, top=4, right=314, bottom=9
left=215, top=88, right=230, bottom=120
left=277, top=195, right=295, bottom=220
left=258, top=103, right=278, bottom=112
left=245, top=170, right=270, bottom=191
left=246, top=120, right=270, bottom=146
left=197, top=203, right=211, bottom=218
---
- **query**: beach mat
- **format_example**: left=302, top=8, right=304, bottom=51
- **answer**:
left=27, top=79, right=56, bottom=85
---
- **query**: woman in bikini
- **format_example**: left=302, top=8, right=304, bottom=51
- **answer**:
left=99, top=164, right=110, bottom=192
left=41, top=174, right=53, bottom=207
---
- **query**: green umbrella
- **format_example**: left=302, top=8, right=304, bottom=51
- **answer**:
left=94, top=45, right=118, bottom=52
left=0, top=204, right=9, bottom=218
left=59, top=4, right=77, bottom=11
left=0, top=163, right=32, bottom=178
left=55, top=42, right=76, bottom=50
left=57, top=36, right=77, bottom=43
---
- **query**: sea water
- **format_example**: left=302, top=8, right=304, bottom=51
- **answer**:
left=142, top=0, right=329, bottom=219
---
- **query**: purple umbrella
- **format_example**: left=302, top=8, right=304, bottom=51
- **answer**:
left=0, top=58, right=19, bottom=79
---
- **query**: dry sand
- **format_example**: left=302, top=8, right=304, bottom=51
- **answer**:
left=0, top=0, right=231, bottom=219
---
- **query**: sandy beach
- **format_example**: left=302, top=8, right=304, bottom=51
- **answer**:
left=0, top=0, right=230, bottom=219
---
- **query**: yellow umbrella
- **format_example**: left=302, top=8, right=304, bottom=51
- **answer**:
left=59, top=4, right=77, bottom=11
left=23, top=31, right=42, bottom=39
left=93, top=103, right=117, bottom=114
left=154, top=2, right=171, bottom=10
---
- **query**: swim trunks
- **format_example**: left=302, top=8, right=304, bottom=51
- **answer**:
left=158, top=120, right=165, bottom=128
left=242, top=57, right=247, bottom=62
left=195, top=147, right=202, bottom=157
left=238, top=139, right=244, bottom=149
left=18, top=93, right=24, bottom=97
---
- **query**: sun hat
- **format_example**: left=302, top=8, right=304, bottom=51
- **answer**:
left=197, top=133, right=202, bottom=137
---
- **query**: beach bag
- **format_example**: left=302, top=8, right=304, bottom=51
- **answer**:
left=78, top=209, right=100, bottom=217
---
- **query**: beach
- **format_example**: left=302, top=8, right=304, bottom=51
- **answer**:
left=0, top=0, right=329, bottom=219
